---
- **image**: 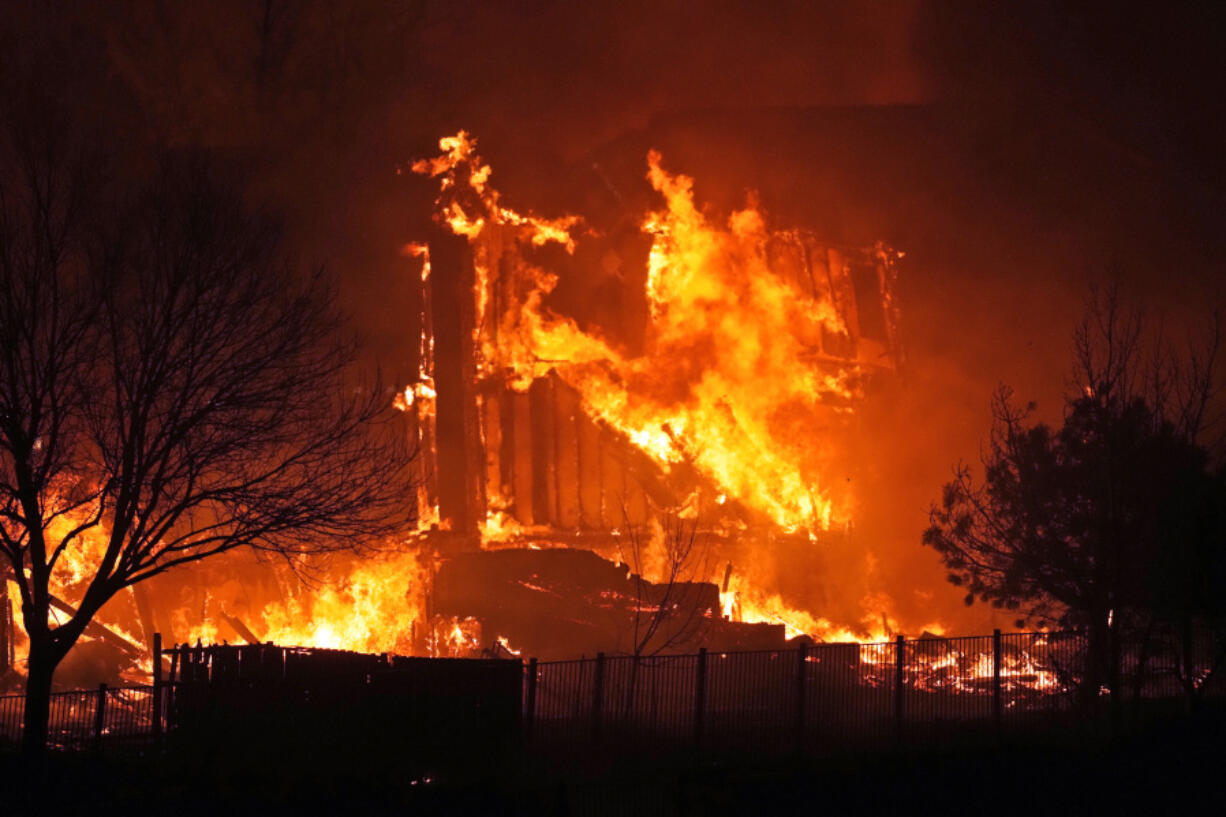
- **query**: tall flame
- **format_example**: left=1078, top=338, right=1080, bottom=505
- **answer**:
left=417, top=132, right=865, bottom=534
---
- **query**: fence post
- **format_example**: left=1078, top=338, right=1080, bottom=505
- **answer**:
left=1182, top=616, right=1194, bottom=715
left=525, top=657, right=538, bottom=745
left=167, top=643, right=180, bottom=731
left=694, top=647, right=707, bottom=751
left=1109, top=619, right=1122, bottom=734
left=94, top=683, right=108, bottom=752
left=992, top=629, right=1002, bottom=738
left=592, top=652, right=605, bottom=742
left=894, top=635, right=906, bottom=741
left=795, top=643, right=807, bottom=754
left=152, top=632, right=163, bottom=740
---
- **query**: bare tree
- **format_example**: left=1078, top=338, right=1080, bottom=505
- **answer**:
left=619, top=515, right=714, bottom=658
left=614, top=513, right=716, bottom=723
left=0, top=147, right=414, bottom=752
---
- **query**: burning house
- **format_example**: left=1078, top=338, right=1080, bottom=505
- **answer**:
left=404, top=133, right=906, bottom=659
left=0, top=130, right=909, bottom=678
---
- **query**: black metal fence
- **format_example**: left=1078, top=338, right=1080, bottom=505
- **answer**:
left=1, top=627, right=1222, bottom=755
left=0, top=684, right=158, bottom=751
left=525, top=628, right=1226, bottom=757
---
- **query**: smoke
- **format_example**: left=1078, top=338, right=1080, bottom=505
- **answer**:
left=409, top=0, right=932, bottom=161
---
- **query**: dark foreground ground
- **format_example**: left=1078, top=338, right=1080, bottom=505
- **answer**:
left=3, top=715, right=1224, bottom=817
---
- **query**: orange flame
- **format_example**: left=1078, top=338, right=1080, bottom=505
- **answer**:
left=417, top=132, right=864, bottom=535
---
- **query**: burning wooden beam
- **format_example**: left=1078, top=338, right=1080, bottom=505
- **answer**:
left=219, top=609, right=262, bottom=645
left=428, top=227, right=478, bottom=537
left=529, top=376, right=558, bottom=525
left=553, top=377, right=581, bottom=528
left=576, top=411, right=603, bottom=529
left=510, top=389, right=534, bottom=524
left=481, top=388, right=504, bottom=509
left=598, top=433, right=625, bottom=528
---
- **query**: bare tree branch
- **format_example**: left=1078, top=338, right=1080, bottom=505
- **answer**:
left=0, top=146, right=416, bottom=751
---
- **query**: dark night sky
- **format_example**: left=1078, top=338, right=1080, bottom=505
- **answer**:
left=4, top=0, right=1224, bottom=630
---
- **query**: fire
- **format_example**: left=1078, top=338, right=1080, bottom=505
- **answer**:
left=3, top=133, right=908, bottom=677
left=416, top=132, right=866, bottom=534
left=178, top=547, right=489, bottom=658
left=722, top=580, right=895, bottom=643
left=43, top=500, right=111, bottom=591
left=256, top=549, right=427, bottom=655
left=411, top=131, right=901, bottom=641
left=436, top=616, right=482, bottom=656
left=495, top=635, right=522, bottom=656
left=3, top=498, right=150, bottom=680
left=480, top=504, right=545, bottom=545
left=397, top=241, right=440, bottom=532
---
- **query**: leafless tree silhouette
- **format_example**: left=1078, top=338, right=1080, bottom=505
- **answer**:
left=615, top=512, right=716, bottom=721
left=0, top=144, right=415, bottom=752
left=619, top=514, right=713, bottom=658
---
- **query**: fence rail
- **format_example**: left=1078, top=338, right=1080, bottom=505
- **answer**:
left=524, top=628, right=1225, bottom=757
left=1, top=626, right=1222, bottom=755
left=0, top=684, right=158, bottom=751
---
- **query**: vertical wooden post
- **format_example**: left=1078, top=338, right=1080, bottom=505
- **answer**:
left=530, top=377, right=558, bottom=526
left=525, top=657, right=538, bottom=745
left=576, top=414, right=603, bottom=528
left=427, top=228, right=476, bottom=537
left=94, top=683, right=108, bottom=752
left=894, top=635, right=906, bottom=741
left=694, top=648, right=707, bottom=751
left=510, top=391, right=534, bottom=524
left=592, top=652, right=605, bottom=742
left=553, top=378, right=581, bottom=528
left=152, top=632, right=163, bottom=739
left=992, top=629, right=1003, bottom=738
left=795, top=643, right=807, bottom=753
left=482, top=390, right=504, bottom=507
left=598, top=436, right=625, bottom=528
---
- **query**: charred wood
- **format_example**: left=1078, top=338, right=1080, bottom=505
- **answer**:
left=220, top=609, right=262, bottom=645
